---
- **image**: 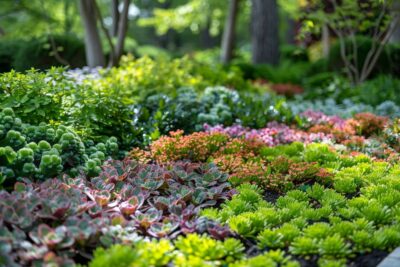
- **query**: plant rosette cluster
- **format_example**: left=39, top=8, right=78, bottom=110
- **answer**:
left=201, top=160, right=400, bottom=266
left=0, top=108, right=119, bottom=188
left=0, top=159, right=235, bottom=265
left=88, top=233, right=300, bottom=267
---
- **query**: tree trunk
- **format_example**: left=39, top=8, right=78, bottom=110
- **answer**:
left=322, top=23, right=330, bottom=57
left=78, top=0, right=105, bottom=67
left=115, top=0, right=130, bottom=62
left=251, top=0, right=280, bottom=65
left=110, top=0, right=119, bottom=37
left=221, top=0, right=240, bottom=64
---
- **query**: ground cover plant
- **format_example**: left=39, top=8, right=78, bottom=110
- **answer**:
left=120, top=114, right=400, bottom=266
left=0, top=107, right=118, bottom=189
left=0, top=160, right=235, bottom=265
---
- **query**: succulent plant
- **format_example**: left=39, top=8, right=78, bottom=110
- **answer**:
left=0, top=159, right=234, bottom=265
left=0, top=108, right=119, bottom=188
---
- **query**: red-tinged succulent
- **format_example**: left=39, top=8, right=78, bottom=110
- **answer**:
left=120, top=196, right=144, bottom=216
left=148, top=221, right=180, bottom=238
left=94, top=190, right=111, bottom=206
left=134, top=208, right=163, bottom=230
left=30, top=224, right=74, bottom=249
left=0, top=159, right=234, bottom=265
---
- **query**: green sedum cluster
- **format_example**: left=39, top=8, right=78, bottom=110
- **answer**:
left=89, top=234, right=300, bottom=267
left=202, top=161, right=400, bottom=266
left=0, top=108, right=118, bottom=187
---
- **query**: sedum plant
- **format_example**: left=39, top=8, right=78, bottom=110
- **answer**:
left=89, top=234, right=300, bottom=267
left=202, top=161, right=400, bottom=264
left=0, top=108, right=118, bottom=187
left=0, top=159, right=235, bottom=265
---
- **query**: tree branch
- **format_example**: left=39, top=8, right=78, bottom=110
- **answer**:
left=93, top=0, right=117, bottom=67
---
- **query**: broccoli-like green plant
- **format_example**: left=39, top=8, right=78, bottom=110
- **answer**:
left=38, top=154, right=63, bottom=179
left=0, top=108, right=119, bottom=186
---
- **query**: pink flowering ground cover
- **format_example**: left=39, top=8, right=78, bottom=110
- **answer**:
left=204, top=111, right=391, bottom=156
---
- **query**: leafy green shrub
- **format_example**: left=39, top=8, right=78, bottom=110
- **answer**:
left=0, top=67, right=136, bottom=147
left=0, top=68, right=67, bottom=125
left=355, top=75, right=400, bottom=106
left=232, top=60, right=310, bottom=85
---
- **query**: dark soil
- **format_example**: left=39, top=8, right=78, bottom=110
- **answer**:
left=263, top=189, right=281, bottom=203
left=348, top=250, right=388, bottom=267
left=293, top=251, right=388, bottom=267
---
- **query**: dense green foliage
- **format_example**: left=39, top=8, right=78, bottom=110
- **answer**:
left=0, top=108, right=118, bottom=188
left=89, top=234, right=299, bottom=267
left=0, top=35, right=86, bottom=72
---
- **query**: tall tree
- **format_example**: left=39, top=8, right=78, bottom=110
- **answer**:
left=110, top=0, right=120, bottom=37
left=79, top=0, right=131, bottom=67
left=251, top=0, right=280, bottom=65
left=78, top=0, right=105, bottom=67
left=114, top=0, right=131, bottom=63
left=221, top=0, right=240, bottom=63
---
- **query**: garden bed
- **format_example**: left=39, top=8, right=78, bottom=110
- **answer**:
left=1, top=63, right=400, bottom=267
left=2, top=103, right=400, bottom=266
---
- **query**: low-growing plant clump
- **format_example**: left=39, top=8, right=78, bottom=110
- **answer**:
left=0, top=108, right=118, bottom=188
left=201, top=162, right=400, bottom=266
left=0, top=159, right=236, bottom=265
